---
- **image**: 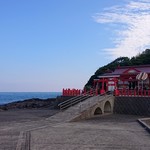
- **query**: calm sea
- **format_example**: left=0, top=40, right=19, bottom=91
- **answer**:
left=0, top=92, right=62, bottom=105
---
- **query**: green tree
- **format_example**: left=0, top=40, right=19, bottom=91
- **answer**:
left=85, top=49, right=150, bottom=88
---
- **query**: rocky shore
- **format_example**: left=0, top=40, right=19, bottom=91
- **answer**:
left=0, top=98, right=57, bottom=111
left=0, top=96, right=74, bottom=111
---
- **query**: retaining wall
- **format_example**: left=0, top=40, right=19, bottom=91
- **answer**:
left=114, top=96, right=150, bottom=116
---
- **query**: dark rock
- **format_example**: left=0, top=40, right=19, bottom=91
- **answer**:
left=0, top=98, right=57, bottom=110
left=0, top=96, right=75, bottom=111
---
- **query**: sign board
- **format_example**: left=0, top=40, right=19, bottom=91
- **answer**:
left=136, top=72, right=148, bottom=81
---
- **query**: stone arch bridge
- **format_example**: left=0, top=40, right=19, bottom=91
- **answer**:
left=70, top=95, right=115, bottom=121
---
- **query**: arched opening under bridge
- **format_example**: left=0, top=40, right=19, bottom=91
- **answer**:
left=94, top=107, right=102, bottom=115
left=104, top=101, right=111, bottom=113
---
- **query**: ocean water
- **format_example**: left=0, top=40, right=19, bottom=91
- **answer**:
left=0, top=92, right=62, bottom=105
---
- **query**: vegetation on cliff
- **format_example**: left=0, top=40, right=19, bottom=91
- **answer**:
left=85, top=49, right=150, bottom=89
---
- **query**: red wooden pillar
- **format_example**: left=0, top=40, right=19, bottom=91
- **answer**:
left=73, top=89, right=75, bottom=96
left=74, top=89, right=76, bottom=96
left=78, top=89, right=80, bottom=95
left=76, top=89, right=78, bottom=96
left=134, top=89, right=136, bottom=96
left=113, top=78, right=119, bottom=96
left=100, top=78, right=105, bottom=94
left=84, top=88, right=86, bottom=95
left=68, top=89, right=70, bottom=96
left=114, top=88, right=119, bottom=96
left=65, top=89, right=68, bottom=96
left=70, top=89, right=72, bottom=96
left=128, top=90, right=130, bottom=96
left=93, top=80, right=96, bottom=88
left=63, top=89, right=65, bottom=96
left=72, top=89, right=74, bottom=96
left=123, top=80, right=125, bottom=89
left=65, top=89, right=67, bottom=96
left=90, top=89, right=93, bottom=95
left=105, top=79, right=108, bottom=91
left=64, top=89, right=66, bottom=96
left=124, top=89, right=126, bottom=96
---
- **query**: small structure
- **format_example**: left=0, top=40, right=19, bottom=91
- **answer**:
left=62, top=88, right=81, bottom=96
left=94, top=65, right=150, bottom=96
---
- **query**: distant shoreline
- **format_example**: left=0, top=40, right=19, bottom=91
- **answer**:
left=0, top=98, right=58, bottom=111
left=0, top=95, right=74, bottom=111
left=0, top=92, right=62, bottom=105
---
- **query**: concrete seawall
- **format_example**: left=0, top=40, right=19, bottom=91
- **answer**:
left=114, top=96, right=150, bottom=116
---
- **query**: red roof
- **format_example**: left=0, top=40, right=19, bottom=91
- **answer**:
left=103, top=65, right=150, bottom=76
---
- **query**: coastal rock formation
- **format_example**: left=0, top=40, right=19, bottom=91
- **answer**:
left=0, top=96, right=74, bottom=111
left=0, top=98, right=57, bottom=111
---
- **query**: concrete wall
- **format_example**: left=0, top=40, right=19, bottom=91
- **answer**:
left=71, top=95, right=150, bottom=122
left=114, top=97, right=150, bottom=116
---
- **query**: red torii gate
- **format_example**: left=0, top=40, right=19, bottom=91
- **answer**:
left=94, top=78, right=118, bottom=94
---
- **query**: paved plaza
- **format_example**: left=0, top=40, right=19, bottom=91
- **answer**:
left=30, top=115, right=150, bottom=150
left=0, top=109, right=150, bottom=150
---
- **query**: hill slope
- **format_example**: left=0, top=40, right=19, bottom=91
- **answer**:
left=85, top=49, right=150, bottom=89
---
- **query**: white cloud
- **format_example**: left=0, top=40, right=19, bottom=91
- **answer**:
left=93, top=0, right=150, bottom=59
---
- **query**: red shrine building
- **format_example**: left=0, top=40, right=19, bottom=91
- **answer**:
left=94, top=65, right=150, bottom=96
left=62, top=65, right=150, bottom=97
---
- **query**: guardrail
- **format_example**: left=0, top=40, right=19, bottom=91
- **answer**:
left=58, top=90, right=112, bottom=110
left=58, top=89, right=97, bottom=110
left=79, top=93, right=113, bottom=113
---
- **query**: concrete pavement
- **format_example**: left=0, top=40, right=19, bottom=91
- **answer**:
left=30, top=115, right=150, bottom=150
left=0, top=109, right=150, bottom=150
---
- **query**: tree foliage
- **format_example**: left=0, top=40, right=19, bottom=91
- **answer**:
left=85, top=49, right=150, bottom=88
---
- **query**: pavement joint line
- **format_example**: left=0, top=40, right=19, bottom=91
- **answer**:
left=15, top=106, right=83, bottom=150
left=15, top=115, right=150, bottom=150
left=16, top=131, right=25, bottom=150
left=15, top=118, right=70, bottom=150
left=16, top=131, right=29, bottom=150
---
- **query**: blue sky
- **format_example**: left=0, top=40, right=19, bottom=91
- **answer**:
left=0, top=0, right=150, bottom=92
